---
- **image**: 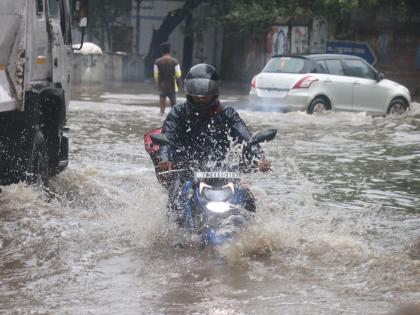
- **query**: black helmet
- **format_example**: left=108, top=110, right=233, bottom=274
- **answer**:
left=184, top=64, right=221, bottom=114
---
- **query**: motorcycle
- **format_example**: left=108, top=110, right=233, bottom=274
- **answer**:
left=148, top=129, right=277, bottom=248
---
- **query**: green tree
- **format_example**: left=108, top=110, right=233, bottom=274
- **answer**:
left=203, top=0, right=420, bottom=38
left=88, top=0, right=132, bottom=51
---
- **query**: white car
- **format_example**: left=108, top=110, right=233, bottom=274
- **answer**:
left=249, top=54, right=411, bottom=115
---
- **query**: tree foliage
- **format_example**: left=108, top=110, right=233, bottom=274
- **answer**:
left=88, top=0, right=132, bottom=51
left=202, top=0, right=420, bottom=37
left=85, top=0, right=419, bottom=79
left=86, top=0, right=420, bottom=50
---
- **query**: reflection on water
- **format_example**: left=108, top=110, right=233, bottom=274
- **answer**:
left=1, top=85, right=419, bottom=314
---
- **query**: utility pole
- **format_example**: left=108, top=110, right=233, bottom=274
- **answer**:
left=135, top=0, right=141, bottom=54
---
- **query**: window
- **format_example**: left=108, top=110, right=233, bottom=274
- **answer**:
left=343, top=59, right=376, bottom=80
left=315, top=60, right=328, bottom=73
left=59, top=0, right=72, bottom=45
left=36, top=0, right=44, bottom=18
left=47, top=0, right=71, bottom=44
left=325, top=59, right=344, bottom=75
left=48, top=0, right=60, bottom=19
left=263, top=57, right=307, bottom=74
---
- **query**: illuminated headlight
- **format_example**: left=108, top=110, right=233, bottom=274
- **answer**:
left=206, top=202, right=231, bottom=213
left=199, top=182, right=234, bottom=202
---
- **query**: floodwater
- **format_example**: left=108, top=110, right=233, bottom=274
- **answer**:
left=1, top=83, right=420, bottom=314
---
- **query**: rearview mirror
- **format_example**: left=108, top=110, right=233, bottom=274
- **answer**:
left=377, top=72, right=385, bottom=82
left=72, top=0, right=88, bottom=28
left=249, top=129, right=277, bottom=146
left=72, top=0, right=88, bottom=51
left=150, top=134, right=171, bottom=145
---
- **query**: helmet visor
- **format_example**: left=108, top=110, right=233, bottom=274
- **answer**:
left=184, top=78, right=220, bottom=96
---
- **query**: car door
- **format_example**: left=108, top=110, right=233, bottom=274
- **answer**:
left=342, top=58, right=388, bottom=114
left=322, top=59, right=353, bottom=111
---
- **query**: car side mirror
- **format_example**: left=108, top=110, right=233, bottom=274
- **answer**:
left=377, top=72, right=385, bottom=82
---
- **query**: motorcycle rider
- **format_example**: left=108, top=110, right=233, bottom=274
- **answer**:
left=158, top=63, right=271, bottom=216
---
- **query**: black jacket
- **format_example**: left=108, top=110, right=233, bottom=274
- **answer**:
left=160, top=101, right=264, bottom=167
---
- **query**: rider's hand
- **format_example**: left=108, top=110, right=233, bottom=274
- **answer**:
left=158, top=160, right=173, bottom=172
left=259, top=159, right=271, bottom=172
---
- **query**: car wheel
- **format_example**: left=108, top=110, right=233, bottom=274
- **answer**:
left=25, top=128, right=49, bottom=187
left=307, top=97, right=330, bottom=114
left=387, top=99, right=408, bottom=115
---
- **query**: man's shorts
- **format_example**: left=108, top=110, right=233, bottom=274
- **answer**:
left=160, top=91, right=176, bottom=105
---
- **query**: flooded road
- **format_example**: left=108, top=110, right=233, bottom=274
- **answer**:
left=1, top=83, right=420, bottom=314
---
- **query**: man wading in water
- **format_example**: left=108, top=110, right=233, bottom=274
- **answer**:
left=154, top=42, right=182, bottom=117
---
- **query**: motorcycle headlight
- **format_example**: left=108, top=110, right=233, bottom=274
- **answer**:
left=206, top=202, right=231, bottom=213
left=199, top=182, right=234, bottom=202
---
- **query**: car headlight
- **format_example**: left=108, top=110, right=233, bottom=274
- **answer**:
left=199, top=182, right=234, bottom=202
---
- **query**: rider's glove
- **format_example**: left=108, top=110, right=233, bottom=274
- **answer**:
left=258, top=159, right=271, bottom=172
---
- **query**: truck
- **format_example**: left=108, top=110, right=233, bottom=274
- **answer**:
left=0, top=0, right=87, bottom=187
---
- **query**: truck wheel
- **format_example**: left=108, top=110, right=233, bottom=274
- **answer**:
left=26, top=129, right=49, bottom=187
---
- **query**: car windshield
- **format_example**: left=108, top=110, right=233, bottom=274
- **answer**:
left=262, top=57, right=307, bottom=73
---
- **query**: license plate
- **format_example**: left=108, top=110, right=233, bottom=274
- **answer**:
left=195, top=172, right=240, bottom=179
left=258, top=90, right=287, bottom=98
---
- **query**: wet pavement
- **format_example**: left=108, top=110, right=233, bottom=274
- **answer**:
left=0, top=82, right=419, bottom=314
